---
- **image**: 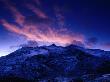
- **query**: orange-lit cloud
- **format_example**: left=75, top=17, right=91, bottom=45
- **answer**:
left=1, top=0, right=85, bottom=46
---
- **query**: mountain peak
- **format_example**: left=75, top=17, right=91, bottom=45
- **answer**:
left=50, top=44, right=57, bottom=47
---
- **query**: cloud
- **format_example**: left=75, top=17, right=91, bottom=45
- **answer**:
left=19, top=41, right=38, bottom=47
left=72, top=40, right=85, bottom=47
left=33, top=0, right=41, bottom=6
left=1, top=0, right=85, bottom=47
left=26, top=4, right=48, bottom=19
left=1, top=20, right=22, bottom=34
left=2, top=0, right=25, bottom=25
left=102, top=42, right=110, bottom=49
left=86, top=37, right=98, bottom=48
left=54, top=6, right=65, bottom=28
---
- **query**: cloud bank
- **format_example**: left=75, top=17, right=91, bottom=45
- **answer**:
left=1, top=0, right=93, bottom=47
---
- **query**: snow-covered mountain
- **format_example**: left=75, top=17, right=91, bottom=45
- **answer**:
left=0, top=44, right=110, bottom=82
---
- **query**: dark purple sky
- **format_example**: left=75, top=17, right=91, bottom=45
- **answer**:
left=0, top=0, right=110, bottom=56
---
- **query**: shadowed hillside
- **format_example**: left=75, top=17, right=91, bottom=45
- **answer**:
left=0, top=44, right=110, bottom=82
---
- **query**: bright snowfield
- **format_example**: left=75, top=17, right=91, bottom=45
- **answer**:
left=0, top=44, right=110, bottom=82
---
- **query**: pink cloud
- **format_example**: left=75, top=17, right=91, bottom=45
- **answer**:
left=1, top=1, right=85, bottom=46
left=2, top=0, right=25, bottom=25
left=102, top=43, right=110, bottom=48
left=27, top=4, right=48, bottom=19
left=33, top=0, right=41, bottom=6
left=54, top=6, right=65, bottom=28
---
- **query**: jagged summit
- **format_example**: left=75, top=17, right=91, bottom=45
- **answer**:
left=49, top=44, right=57, bottom=47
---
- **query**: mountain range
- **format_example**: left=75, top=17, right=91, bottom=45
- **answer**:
left=0, top=44, right=110, bottom=82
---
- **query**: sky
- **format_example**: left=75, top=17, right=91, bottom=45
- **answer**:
left=0, top=0, right=110, bottom=56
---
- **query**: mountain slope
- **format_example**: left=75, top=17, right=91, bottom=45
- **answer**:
left=0, top=44, right=110, bottom=82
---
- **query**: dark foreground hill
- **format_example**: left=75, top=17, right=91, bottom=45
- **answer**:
left=0, top=44, right=110, bottom=82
